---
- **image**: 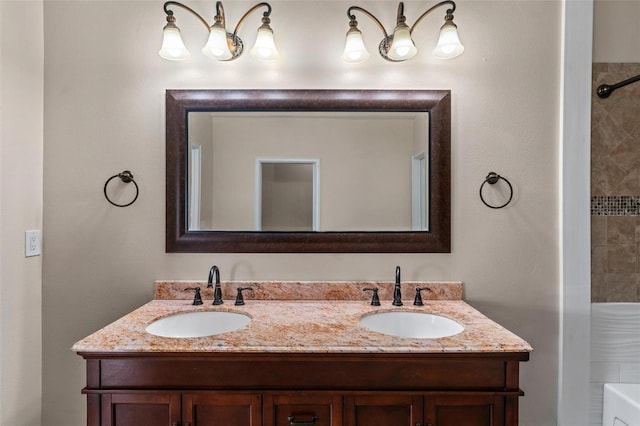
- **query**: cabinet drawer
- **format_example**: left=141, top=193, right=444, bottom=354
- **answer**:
left=101, top=392, right=180, bottom=426
left=183, top=393, right=262, bottom=426
left=264, top=393, right=342, bottom=426
left=344, top=394, right=423, bottom=426
left=426, top=394, right=505, bottom=426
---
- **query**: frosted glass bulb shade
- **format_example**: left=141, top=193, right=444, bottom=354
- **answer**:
left=433, top=21, right=464, bottom=59
left=202, top=24, right=233, bottom=60
left=387, top=25, right=417, bottom=61
left=158, top=24, right=190, bottom=61
left=250, top=26, right=279, bottom=61
left=342, top=28, right=370, bottom=63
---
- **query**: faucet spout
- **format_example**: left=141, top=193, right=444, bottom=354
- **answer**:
left=207, top=265, right=219, bottom=288
left=208, top=265, right=223, bottom=305
left=392, top=265, right=403, bottom=306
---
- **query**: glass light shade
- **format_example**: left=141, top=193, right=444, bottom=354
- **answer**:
left=202, top=23, right=233, bottom=60
left=387, top=24, right=417, bottom=61
left=250, top=26, right=280, bottom=61
left=341, top=28, right=370, bottom=64
left=433, top=21, right=464, bottom=59
left=158, top=23, right=190, bottom=61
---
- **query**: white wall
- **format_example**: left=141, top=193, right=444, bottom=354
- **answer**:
left=593, top=0, right=640, bottom=63
left=205, top=115, right=415, bottom=231
left=0, top=1, right=44, bottom=425
left=42, top=1, right=561, bottom=425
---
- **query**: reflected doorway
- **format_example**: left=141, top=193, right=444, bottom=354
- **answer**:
left=411, top=152, right=428, bottom=231
left=255, top=159, right=320, bottom=231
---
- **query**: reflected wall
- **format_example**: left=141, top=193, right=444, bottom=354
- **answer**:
left=188, top=112, right=429, bottom=232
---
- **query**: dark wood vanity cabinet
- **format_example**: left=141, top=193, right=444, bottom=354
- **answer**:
left=80, top=352, right=528, bottom=426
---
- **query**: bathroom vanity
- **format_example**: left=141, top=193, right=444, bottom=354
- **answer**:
left=73, top=281, right=532, bottom=426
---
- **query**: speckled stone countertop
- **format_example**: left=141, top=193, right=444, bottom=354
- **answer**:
left=72, top=281, right=532, bottom=354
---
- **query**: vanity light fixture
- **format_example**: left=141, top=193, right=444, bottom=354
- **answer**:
left=159, top=1, right=279, bottom=61
left=342, top=1, right=464, bottom=64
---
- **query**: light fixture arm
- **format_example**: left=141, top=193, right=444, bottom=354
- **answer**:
left=347, top=6, right=389, bottom=39
left=163, top=1, right=210, bottom=30
left=410, top=0, right=456, bottom=34
left=396, top=2, right=406, bottom=25
left=230, top=2, right=272, bottom=46
left=215, top=1, right=226, bottom=27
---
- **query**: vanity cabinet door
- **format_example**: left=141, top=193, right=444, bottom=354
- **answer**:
left=182, top=393, right=262, bottom=426
left=343, top=394, right=423, bottom=426
left=263, top=393, right=342, bottom=426
left=101, top=392, right=181, bottom=426
left=425, top=395, right=504, bottom=426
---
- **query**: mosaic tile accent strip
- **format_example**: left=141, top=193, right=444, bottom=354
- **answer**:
left=591, top=196, right=640, bottom=216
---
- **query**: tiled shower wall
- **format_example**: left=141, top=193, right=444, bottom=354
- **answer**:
left=591, top=63, right=640, bottom=302
left=590, top=63, right=640, bottom=425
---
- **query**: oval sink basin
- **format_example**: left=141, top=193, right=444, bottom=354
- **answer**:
left=360, top=311, right=464, bottom=339
left=145, top=311, right=251, bottom=338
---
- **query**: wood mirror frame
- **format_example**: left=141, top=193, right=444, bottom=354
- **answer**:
left=166, top=89, right=451, bottom=253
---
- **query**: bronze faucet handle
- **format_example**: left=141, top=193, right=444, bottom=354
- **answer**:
left=234, top=287, right=253, bottom=306
left=184, top=287, right=203, bottom=305
left=413, top=287, right=431, bottom=306
left=363, top=287, right=381, bottom=306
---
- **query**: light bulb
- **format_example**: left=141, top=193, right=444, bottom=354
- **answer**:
left=433, top=20, right=464, bottom=59
left=387, top=24, right=417, bottom=61
left=342, top=27, right=370, bottom=64
left=202, top=23, right=233, bottom=60
left=250, top=25, right=279, bottom=61
left=158, top=23, right=190, bottom=61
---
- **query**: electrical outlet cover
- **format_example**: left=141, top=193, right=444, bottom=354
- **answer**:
left=25, top=230, right=41, bottom=257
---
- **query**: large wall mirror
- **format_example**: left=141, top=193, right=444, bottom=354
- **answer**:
left=166, top=89, right=450, bottom=253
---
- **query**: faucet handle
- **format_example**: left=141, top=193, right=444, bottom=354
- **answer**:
left=184, top=287, right=203, bottom=306
left=413, top=287, right=431, bottom=306
left=363, top=288, right=381, bottom=306
left=234, top=287, right=253, bottom=306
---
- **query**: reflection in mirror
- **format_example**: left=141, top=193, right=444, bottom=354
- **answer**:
left=187, top=112, right=429, bottom=232
left=258, top=160, right=318, bottom=232
left=166, top=89, right=451, bottom=253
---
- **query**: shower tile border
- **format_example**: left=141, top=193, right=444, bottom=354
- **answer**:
left=591, top=196, right=640, bottom=216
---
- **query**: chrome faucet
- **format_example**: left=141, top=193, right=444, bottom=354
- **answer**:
left=208, top=265, right=223, bottom=305
left=392, top=265, right=403, bottom=306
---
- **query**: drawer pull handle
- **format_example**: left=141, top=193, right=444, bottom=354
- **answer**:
left=288, top=415, right=318, bottom=425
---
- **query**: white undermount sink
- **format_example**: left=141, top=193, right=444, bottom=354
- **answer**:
left=359, top=311, right=464, bottom=339
left=145, top=311, right=251, bottom=338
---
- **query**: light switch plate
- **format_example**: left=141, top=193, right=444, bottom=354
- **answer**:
left=25, top=230, right=41, bottom=257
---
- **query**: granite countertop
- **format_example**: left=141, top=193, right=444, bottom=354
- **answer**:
left=72, top=281, right=533, bottom=354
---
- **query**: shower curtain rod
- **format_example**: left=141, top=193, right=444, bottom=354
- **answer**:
left=596, top=73, right=640, bottom=98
